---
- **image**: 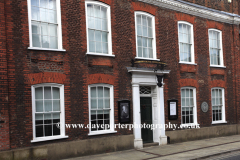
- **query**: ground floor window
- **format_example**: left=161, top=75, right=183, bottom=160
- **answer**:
left=31, top=83, right=65, bottom=141
left=181, top=87, right=197, bottom=125
left=211, top=88, right=225, bottom=122
left=88, top=84, right=114, bottom=134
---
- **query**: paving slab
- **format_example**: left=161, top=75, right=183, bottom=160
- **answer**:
left=63, top=135, right=240, bottom=160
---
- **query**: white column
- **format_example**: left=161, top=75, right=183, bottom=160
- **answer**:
left=132, top=84, right=143, bottom=149
left=158, top=85, right=167, bottom=145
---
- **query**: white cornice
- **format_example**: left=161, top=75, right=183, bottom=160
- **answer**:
left=137, top=0, right=240, bottom=24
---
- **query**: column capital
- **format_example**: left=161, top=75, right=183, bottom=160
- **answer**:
left=132, top=83, right=140, bottom=87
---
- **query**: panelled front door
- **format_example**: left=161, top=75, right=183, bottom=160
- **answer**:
left=140, top=97, right=153, bottom=143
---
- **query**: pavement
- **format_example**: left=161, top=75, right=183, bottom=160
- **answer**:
left=63, top=134, right=240, bottom=160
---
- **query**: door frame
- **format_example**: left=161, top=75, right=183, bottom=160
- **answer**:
left=127, top=67, right=170, bottom=149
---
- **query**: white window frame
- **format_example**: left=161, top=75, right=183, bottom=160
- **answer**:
left=181, top=87, right=198, bottom=127
left=85, top=1, right=113, bottom=57
left=211, top=87, right=227, bottom=124
left=88, top=84, right=116, bottom=135
left=134, top=11, right=158, bottom=61
left=208, top=29, right=224, bottom=67
left=31, top=83, right=68, bottom=143
left=178, top=21, right=195, bottom=64
left=27, top=0, right=65, bottom=52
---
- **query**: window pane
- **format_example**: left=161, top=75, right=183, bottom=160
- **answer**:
left=91, top=87, right=97, bottom=98
left=31, top=6, right=40, bottom=21
left=32, top=0, right=39, bottom=6
left=53, top=113, right=60, bottom=123
left=35, top=87, right=43, bottom=99
left=32, top=21, right=40, bottom=34
left=142, top=16, right=147, bottom=26
left=142, top=37, right=147, bottom=47
left=49, top=10, right=57, bottom=23
left=88, top=17, right=95, bottom=29
left=98, top=99, right=103, bottom=109
left=148, top=27, right=152, bottom=37
left=96, top=42, right=102, bottom=53
left=35, top=114, right=43, bottom=125
left=49, top=24, right=58, bottom=37
left=104, top=98, right=110, bottom=109
left=148, top=38, right=152, bottom=48
left=44, top=100, right=52, bottom=112
left=53, top=100, right=60, bottom=111
left=137, top=25, right=142, bottom=36
left=44, top=87, right=52, bottom=99
left=42, top=35, right=49, bottom=48
left=36, top=125, right=44, bottom=137
left=94, top=5, right=101, bottom=18
left=102, top=43, right=108, bottom=53
left=143, top=26, right=147, bottom=37
left=91, top=99, right=97, bottom=109
left=147, top=17, right=152, bottom=27
left=143, top=48, right=147, bottom=58
left=40, top=0, right=48, bottom=8
left=53, top=124, right=60, bottom=135
left=41, top=23, right=48, bottom=35
left=44, top=125, right=52, bottom=136
left=89, top=41, right=95, bottom=52
left=32, top=34, right=41, bottom=47
left=102, top=32, right=108, bottom=42
left=87, top=4, right=94, bottom=17
left=52, top=87, right=60, bottom=99
left=44, top=113, right=52, bottom=124
left=89, top=29, right=95, bottom=41
left=91, top=111, right=97, bottom=120
left=101, top=7, right=107, bottom=19
left=50, top=36, right=58, bottom=49
left=137, top=15, right=141, bottom=25
left=95, top=18, right=101, bottom=30
left=102, top=19, right=107, bottom=31
left=49, top=0, right=56, bottom=9
left=138, top=47, right=142, bottom=57
left=40, top=8, right=48, bottom=22
left=95, top=31, right=101, bottom=42
left=104, top=88, right=110, bottom=97
left=149, top=48, right=153, bottom=58
left=36, top=100, right=43, bottom=112
left=98, top=87, right=103, bottom=97
left=137, top=36, right=142, bottom=47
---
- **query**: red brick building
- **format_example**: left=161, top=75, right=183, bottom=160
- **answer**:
left=1, top=0, right=240, bottom=159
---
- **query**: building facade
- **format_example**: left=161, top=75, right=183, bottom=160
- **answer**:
left=1, top=0, right=240, bottom=159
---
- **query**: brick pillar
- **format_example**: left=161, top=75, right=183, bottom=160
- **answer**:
left=0, top=0, right=10, bottom=151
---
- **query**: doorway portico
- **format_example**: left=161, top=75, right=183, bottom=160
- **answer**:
left=127, top=67, right=170, bottom=149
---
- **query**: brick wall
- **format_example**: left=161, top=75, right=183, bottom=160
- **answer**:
left=1, top=0, right=240, bottom=151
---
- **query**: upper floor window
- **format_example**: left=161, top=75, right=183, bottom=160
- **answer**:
left=178, top=21, right=194, bottom=63
left=211, top=88, right=226, bottom=123
left=28, top=0, right=63, bottom=50
left=88, top=84, right=115, bottom=135
left=181, top=87, right=197, bottom=126
left=209, top=29, right=223, bottom=66
left=135, top=12, right=157, bottom=60
left=85, top=1, right=112, bottom=55
left=31, top=83, right=67, bottom=142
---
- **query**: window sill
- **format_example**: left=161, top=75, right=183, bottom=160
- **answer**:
left=88, top=130, right=117, bottom=136
left=28, top=47, right=66, bottom=52
left=86, top=52, right=115, bottom=57
left=179, top=62, right=197, bottom=65
left=135, top=57, right=160, bottom=61
left=212, top=121, right=227, bottom=124
left=210, top=65, right=226, bottom=68
left=31, top=135, right=69, bottom=143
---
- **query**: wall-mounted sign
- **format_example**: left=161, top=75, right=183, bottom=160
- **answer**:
left=118, top=100, right=130, bottom=123
left=168, top=99, right=178, bottom=120
left=201, top=102, right=209, bottom=113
